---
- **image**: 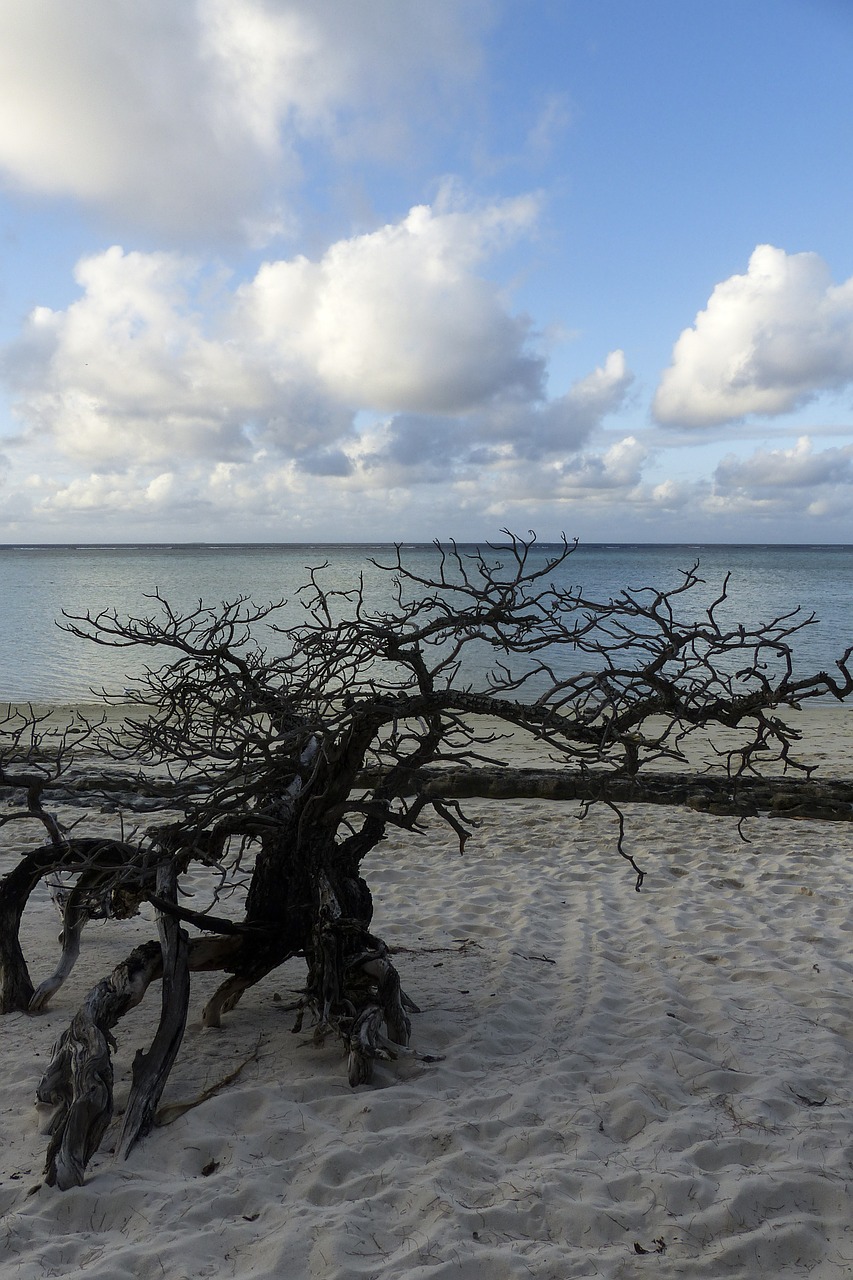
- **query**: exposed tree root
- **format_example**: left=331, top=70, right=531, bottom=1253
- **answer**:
left=154, top=1035, right=264, bottom=1127
left=37, top=932, right=241, bottom=1188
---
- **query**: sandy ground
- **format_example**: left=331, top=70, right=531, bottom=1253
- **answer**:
left=1, top=708, right=853, bottom=1278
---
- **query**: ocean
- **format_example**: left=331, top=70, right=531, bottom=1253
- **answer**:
left=1, top=542, right=851, bottom=704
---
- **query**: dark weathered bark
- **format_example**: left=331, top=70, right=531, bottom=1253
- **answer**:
left=384, top=765, right=853, bottom=819
left=39, top=940, right=164, bottom=1189
left=0, top=860, right=37, bottom=1012
left=0, top=838, right=143, bottom=1014
left=38, top=932, right=245, bottom=1188
left=116, top=862, right=190, bottom=1159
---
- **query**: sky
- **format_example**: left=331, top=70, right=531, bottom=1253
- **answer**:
left=0, top=0, right=852, bottom=545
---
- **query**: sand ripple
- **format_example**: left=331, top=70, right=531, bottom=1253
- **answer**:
left=2, top=792, right=853, bottom=1276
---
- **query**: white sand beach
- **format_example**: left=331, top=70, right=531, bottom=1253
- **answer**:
left=2, top=708, right=853, bottom=1278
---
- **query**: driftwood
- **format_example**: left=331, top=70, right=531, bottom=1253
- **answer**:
left=38, top=939, right=164, bottom=1189
left=115, top=861, right=190, bottom=1160
left=391, top=766, right=853, bottom=820
left=37, top=929, right=244, bottom=1188
left=2, top=532, right=851, bottom=1187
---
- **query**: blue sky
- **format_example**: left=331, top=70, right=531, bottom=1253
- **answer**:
left=0, top=0, right=851, bottom=544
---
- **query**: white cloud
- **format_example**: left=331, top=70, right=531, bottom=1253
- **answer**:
left=545, top=350, right=635, bottom=453
left=39, top=471, right=159, bottom=513
left=3, top=198, right=599, bottom=479
left=2, top=246, right=282, bottom=465
left=0, top=0, right=489, bottom=238
left=237, top=197, right=544, bottom=413
left=365, top=348, right=633, bottom=476
left=714, top=436, right=853, bottom=491
left=654, top=245, right=853, bottom=427
left=554, top=434, right=648, bottom=490
left=20, top=217, right=852, bottom=543
left=25, top=423, right=853, bottom=544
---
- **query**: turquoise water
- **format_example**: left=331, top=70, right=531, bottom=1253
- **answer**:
left=1, top=542, right=851, bottom=704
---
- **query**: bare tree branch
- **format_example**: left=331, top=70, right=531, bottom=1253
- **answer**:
left=2, top=532, right=850, bottom=1186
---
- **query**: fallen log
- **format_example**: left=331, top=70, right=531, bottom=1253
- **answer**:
left=362, top=766, right=853, bottom=820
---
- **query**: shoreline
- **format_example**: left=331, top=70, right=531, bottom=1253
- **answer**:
left=5, top=698, right=853, bottom=769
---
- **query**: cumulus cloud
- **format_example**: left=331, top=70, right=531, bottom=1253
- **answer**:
left=0, top=0, right=488, bottom=238
left=295, top=449, right=354, bottom=478
left=714, top=436, right=853, bottom=491
left=38, top=471, right=168, bottom=514
left=654, top=245, right=853, bottom=427
left=0, top=188, right=646, bottom=536
left=236, top=197, right=544, bottom=413
left=367, top=349, right=633, bottom=476
left=3, top=197, right=623, bottom=482
left=552, top=434, right=648, bottom=490
left=536, top=351, right=634, bottom=457
left=1, top=246, right=287, bottom=465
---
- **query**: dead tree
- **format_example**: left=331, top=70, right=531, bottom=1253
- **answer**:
left=1, top=533, right=851, bottom=1187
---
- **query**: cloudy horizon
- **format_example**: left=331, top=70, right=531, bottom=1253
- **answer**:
left=1, top=1, right=851, bottom=545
